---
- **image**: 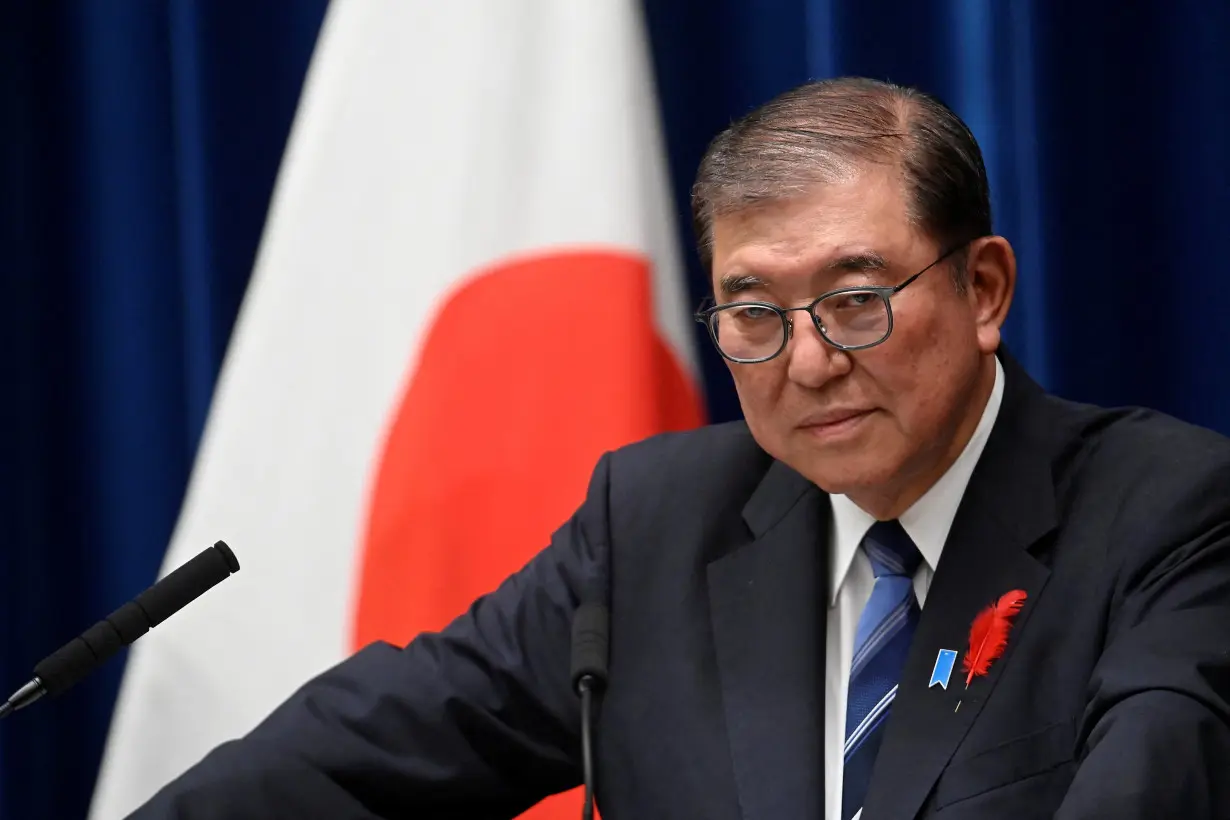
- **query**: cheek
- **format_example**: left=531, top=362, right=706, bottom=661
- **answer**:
left=728, top=363, right=787, bottom=430
left=865, top=322, right=958, bottom=430
left=878, top=316, right=977, bottom=436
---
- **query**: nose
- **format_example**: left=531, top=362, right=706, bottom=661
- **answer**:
left=784, top=312, right=852, bottom=389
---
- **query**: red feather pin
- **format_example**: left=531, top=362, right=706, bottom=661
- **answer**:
left=961, top=589, right=1027, bottom=688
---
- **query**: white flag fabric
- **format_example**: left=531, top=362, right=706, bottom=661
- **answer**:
left=89, top=1, right=703, bottom=818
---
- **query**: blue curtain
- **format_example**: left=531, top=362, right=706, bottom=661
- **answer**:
left=647, top=0, right=1230, bottom=426
left=3, top=1, right=1229, bottom=818
left=0, top=2, right=327, bottom=818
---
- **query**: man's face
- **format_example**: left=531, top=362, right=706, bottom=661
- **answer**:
left=709, top=167, right=1001, bottom=514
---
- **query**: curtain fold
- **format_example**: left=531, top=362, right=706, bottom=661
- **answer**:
left=0, top=3, right=328, bottom=818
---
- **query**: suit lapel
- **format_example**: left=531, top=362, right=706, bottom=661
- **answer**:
left=708, top=460, right=827, bottom=820
left=861, top=352, right=1059, bottom=820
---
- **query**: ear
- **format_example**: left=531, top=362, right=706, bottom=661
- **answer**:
left=964, top=236, right=1016, bottom=354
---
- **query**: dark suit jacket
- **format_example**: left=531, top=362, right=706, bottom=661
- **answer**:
left=130, top=352, right=1230, bottom=819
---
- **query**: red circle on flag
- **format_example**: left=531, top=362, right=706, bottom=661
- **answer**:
left=351, top=249, right=704, bottom=819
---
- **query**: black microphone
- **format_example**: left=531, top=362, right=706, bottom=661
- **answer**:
left=570, top=598, right=609, bottom=820
left=0, top=540, right=240, bottom=720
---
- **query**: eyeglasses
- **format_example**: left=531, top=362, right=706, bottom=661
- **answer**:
left=694, top=243, right=969, bottom=364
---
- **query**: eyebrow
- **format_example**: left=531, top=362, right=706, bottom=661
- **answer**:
left=717, top=273, right=769, bottom=295
left=717, top=250, right=891, bottom=296
left=826, top=251, right=889, bottom=274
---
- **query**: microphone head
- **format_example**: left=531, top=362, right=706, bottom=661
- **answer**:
left=570, top=602, right=609, bottom=693
left=32, top=541, right=240, bottom=698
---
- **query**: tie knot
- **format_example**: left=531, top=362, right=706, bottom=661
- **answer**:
left=862, top=520, right=922, bottom=578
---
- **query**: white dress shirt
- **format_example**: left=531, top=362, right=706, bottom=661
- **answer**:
left=823, top=357, right=1005, bottom=820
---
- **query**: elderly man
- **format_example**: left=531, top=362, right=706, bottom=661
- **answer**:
left=130, top=78, right=1230, bottom=819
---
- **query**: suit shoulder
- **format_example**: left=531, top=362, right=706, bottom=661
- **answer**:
left=600, top=421, right=773, bottom=512
left=605, top=420, right=768, bottom=478
left=1053, top=395, right=1230, bottom=466
left=1046, top=394, right=1230, bottom=507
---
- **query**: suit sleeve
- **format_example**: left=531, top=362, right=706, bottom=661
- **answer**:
left=1056, top=455, right=1230, bottom=819
left=126, top=453, right=615, bottom=820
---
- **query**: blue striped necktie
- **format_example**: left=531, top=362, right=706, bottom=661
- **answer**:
left=842, top=519, right=922, bottom=820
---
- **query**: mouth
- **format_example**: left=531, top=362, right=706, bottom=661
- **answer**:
left=797, top=409, right=875, bottom=440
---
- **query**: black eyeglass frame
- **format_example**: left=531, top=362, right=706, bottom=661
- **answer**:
left=694, top=241, right=975, bottom=364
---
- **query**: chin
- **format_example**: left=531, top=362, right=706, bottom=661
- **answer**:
left=786, top=445, right=901, bottom=498
left=802, top=469, right=884, bottom=498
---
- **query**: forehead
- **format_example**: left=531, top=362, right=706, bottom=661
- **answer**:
left=709, top=167, right=917, bottom=283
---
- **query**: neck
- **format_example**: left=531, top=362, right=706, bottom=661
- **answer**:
left=849, top=355, right=998, bottom=520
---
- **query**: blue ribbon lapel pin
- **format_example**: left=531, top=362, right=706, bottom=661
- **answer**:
left=929, top=648, right=958, bottom=690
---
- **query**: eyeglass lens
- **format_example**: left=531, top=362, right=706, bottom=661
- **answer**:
left=709, top=290, right=890, bottom=360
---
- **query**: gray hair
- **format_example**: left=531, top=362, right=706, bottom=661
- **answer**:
left=691, top=77, right=992, bottom=284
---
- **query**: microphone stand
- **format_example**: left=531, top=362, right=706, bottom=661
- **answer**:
left=570, top=601, right=609, bottom=820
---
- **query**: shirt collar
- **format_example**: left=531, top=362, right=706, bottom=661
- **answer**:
left=827, top=356, right=1006, bottom=605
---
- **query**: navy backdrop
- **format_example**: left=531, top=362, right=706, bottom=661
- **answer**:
left=3, top=1, right=1229, bottom=818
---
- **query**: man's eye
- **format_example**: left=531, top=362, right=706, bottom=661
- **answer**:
left=731, top=305, right=776, bottom=320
